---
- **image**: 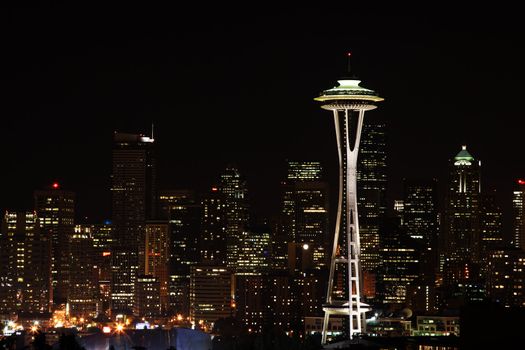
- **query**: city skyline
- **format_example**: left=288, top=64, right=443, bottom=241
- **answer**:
left=3, top=5, right=525, bottom=348
left=2, top=5, right=525, bottom=223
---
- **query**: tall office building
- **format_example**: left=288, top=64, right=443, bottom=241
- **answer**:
left=219, top=166, right=249, bottom=270
left=34, top=183, right=75, bottom=305
left=281, top=161, right=329, bottom=269
left=267, top=272, right=298, bottom=332
left=512, top=180, right=525, bottom=250
left=287, top=161, right=323, bottom=181
left=270, top=216, right=289, bottom=271
left=0, top=211, right=52, bottom=315
left=111, top=131, right=156, bottom=313
left=200, top=188, right=227, bottom=264
left=357, top=121, right=387, bottom=272
left=442, top=146, right=481, bottom=268
left=403, top=178, right=439, bottom=278
left=377, top=218, right=419, bottom=305
left=69, top=226, right=97, bottom=318
left=90, top=222, right=114, bottom=315
left=235, top=275, right=269, bottom=332
left=135, top=275, right=161, bottom=317
left=189, top=265, right=234, bottom=328
left=158, top=190, right=201, bottom=316
left=480, top=192, right=503, bottom=255
left=236, top=225, right=271, bottom=276
left=235, top=225, right=271, bottom=330
left=487, top=248, right=525, bottom=307
left=145, top=221, right=169, bottom=312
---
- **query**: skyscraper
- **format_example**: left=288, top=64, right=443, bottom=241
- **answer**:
left=281, top=161, right=329, bottom=269
left=90, top=222, right=114, bottom=315
left=69, top=225, right=97, bottom=318
left=480, top=192, right=503, bottom=256
left=512, top=180, right=525, bottom=250
left=403, top=178, right=439, bottom=278
left=442, top=146, right=481, bottom=270
left=487, top=248, right=525, bottom=308
left=34, top=183, right=75, bottom=305
left=315, top=62, right=384, bottom=342
left=135, top=275, right=161, bottom=317
left=377, top=218, right=419, bottom=305
left=219, top=166, right=249, bottom=270
left=111, top=131, right=156, bottom=313
left=0, top=211, right=52, bottom=315
left=144, top=221, right=169, bottom=312
left=357, top=122, right=387, bottom=273
left=236, top=225, right=271, bottom=276
left=189, top=265, right=234, bottom=329
left=200, top=187, right=226, bottom=264
left=158, top=190, right=201, bottom=316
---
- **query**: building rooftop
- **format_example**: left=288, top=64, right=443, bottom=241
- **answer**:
left=454, top=145, right=475, bottom=165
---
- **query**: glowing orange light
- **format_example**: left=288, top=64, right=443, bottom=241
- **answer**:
left=102, top=252, right=111, bottom=257
left=116, top=324, right=124, bottom=333
left=52, top=182, right=59, bottom=189
left=211, top=187, right=218, bottom=192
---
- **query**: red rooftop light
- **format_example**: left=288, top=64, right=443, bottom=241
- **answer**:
left=52, top=182, right=59, bottom=189
left=347, top=52, right=352, bottom=57
left=518, top=179, right=525, bottom=185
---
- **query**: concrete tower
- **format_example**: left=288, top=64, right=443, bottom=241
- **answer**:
left=315, top=55, right=383, bottom=343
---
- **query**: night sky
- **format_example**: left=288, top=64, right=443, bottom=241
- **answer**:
left=2, top=4, right=524, bottom=228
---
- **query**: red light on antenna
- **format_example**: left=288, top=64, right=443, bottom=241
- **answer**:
left=347, top=52, right=352, bottom=57
left=52, top=182, right=59, bottom=189
left=518, top=179, right=525, bottom=185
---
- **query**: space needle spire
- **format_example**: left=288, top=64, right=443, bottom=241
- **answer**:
left=315, top=53, right=383, bottom=344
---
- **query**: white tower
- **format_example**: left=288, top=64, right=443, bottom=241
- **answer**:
left=315, top=55, right=383, bottom=344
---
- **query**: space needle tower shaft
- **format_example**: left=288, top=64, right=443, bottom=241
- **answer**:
left=315, top=53, right=383, bottom=344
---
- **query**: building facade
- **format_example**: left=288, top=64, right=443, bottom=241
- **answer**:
left=90, top=222, right=114, bottom=315
left=281, top=161, right=329, bottom=270
left=486, top=249, right=525, bottom=308
left=442, top=146, right=481, bottom=275
left=135, top=275, right=161, bottom=317
left=0, top=211, right=52, bottom=315
left=69, top=226, right=97, bottom=318
left=189, top=265, right=234, bottom=329
left=158, top=190, right=201, bottom=317
left=111, top=132, right=156, bottom=313
left=200, top=188, right=227, bottom=264
left=219, top=166, right=249, bottom=271
left=357, top=121, right=387, bottom=273
left=34, top=184, right=75, bottom=305
left=403, top=178, right=439, bottom=280
left=512, top=180, right=525, bottom=250
left=145, top=221, right=169, bottom=313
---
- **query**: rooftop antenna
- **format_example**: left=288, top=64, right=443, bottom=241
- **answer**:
left=347, top=51, right=352, bottom=75
left=151, top=123, right=154, bottom=140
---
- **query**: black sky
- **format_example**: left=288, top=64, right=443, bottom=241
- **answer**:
left=1, top=4, right=525, bottom=228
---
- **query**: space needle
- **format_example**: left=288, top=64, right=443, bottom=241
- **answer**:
left=315, top=53, right=383, bottom=344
